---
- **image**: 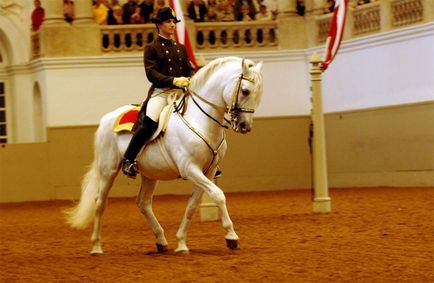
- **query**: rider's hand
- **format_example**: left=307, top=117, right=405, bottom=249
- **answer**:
left=173, top=77, right=190, bottom=88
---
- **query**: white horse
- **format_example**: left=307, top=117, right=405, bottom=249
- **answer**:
left=65, top=57, right=263, bottom=254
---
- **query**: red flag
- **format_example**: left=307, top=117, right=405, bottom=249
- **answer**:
left=168, top=0, right=198, bottom=69
left=322, top=0, right=348, bottom=71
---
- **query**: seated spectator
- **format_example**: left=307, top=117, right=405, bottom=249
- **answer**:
left=357, top=0, right=370, bottom=5
left=296, top=0, right=305, bottom=16
left=205, top=6, right=219, bottom=21
left=218, top=0, right=235, bottom=21
left=93, top=0, right=109, bottom=25
left=256, top=4, right=271, bottom=21
left=140, top=0, right=154, bottom=23
left=153, top=0, right=166, bottom=18
left=130, top=6, right=145, bottom=24
left=108, top=0, right=123, bottom=25
left=207, top=0, right=218, bottom=7
left=240, top=3, right=254, bottom=21
left=122, top=0, right=138, bottom=24
left=188, top=0, right=208, bottom=22
left=235, top=0, right=256, bottom=21
left=64, top=0, right=74, bottom=23
left=31, top=0, right=45, bottom=32
left=323, top=0, right=335, bottom=14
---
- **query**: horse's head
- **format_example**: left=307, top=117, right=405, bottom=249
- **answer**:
left=225, top=58, right=263, bottom=134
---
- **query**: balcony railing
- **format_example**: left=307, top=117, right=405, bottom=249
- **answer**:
left=194, top=21, right=278, bottom=51
left=100, top=24, right=157, bottom=53
left=316, top=0, right=429, bottom=43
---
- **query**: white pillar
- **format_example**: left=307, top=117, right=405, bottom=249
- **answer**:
left=310, top=52, right=331, bottom=213
left=41, top=0, right=65, bottom=24
left=74, top=1, right=95, bottom=24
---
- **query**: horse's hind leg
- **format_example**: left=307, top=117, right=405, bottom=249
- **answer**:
left=136, top=176, right=168, bottom=252
left=91, top=169, right=118, bottom=254
left=175, top=186, right=203, bottom=253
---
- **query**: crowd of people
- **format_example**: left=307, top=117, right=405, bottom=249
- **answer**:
left=90, top=0, right=279, bottom=25
left=32, top=0, right=378, bottom=32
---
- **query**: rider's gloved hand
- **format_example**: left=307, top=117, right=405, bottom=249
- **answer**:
left=173, top=77, right=190, bottom=88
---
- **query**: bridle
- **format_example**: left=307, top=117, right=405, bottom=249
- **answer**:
left=176, top=73, right=256, bottom=129
left=173, top=72, right=257, bottom=174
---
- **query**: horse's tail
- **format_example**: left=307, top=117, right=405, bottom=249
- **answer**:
left=64, top=144, right=100, bottom=230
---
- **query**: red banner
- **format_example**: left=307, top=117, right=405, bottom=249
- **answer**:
left=322, top=0, right=349, bottom=71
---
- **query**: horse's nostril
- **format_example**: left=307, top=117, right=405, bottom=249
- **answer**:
left=240, top=122, right=246, bottom=129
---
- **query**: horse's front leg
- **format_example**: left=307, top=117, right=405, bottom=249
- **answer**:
left=175, top=186, right=203, bottom=253
left=187, top=168, right=239, bottom=250
left=136, top=176, right=168, bottom=252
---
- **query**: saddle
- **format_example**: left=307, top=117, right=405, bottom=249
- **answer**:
left=113, top=103, right=175, bottom=142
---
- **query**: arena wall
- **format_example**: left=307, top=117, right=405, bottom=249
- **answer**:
left=1, top=23, right=433, bottom=202
left=1, top=101, right=433, bottom=202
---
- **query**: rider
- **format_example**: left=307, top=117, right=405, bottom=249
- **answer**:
left=121, top=7, right=196, bottom=178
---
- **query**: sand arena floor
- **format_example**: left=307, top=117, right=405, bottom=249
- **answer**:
left=1, top=187, right=433, bottom=282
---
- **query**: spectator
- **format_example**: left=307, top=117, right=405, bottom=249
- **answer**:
left=240, top=3, right=254, bottom=21
left=108, top=0, right=123, bottom=25
left=323, top=0, right=335, bottom=14
left=207, top=0, right=218, bottom=7
left=234, top=0, right=256, bottom=21
left=188, top=0, right=208, bottom=22
left=218, top=0, right=235, bottom=21
left=256, top=4, right=271, bottom=21
left=140, top=0, right=154, bottom=23
left=153, top=0, right=166, bottom=18
left=64, top=0, right=74, bottom=23
left=205, top=6, right=218, bottom=21
left=122, top=0, right=138, bottom=24
left=93, top=0, right=109, bottom=24
left=357, top=0, right=370, bottom=5
left=296, top=0, right=305, bottom=16
left=130, top=6, right=145, bottom=24
left=31, top=0, right=45, bottom=32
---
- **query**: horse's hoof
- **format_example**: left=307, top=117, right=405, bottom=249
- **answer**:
left=174, top=248, right=189, bottom=255
left=226, top=239, right=239, bottom=250
left=156, top=244, right=168, bottom=253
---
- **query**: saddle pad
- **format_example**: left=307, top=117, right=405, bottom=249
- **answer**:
left=113, top=104, right=174, bottom=139
left=113, top=106, right=140, bottom=133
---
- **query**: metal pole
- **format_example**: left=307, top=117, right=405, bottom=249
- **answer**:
left=310, top=52, right=331, bottom=213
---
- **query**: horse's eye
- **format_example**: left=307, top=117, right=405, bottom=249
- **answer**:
left=242, top=89, right=250, bottom=96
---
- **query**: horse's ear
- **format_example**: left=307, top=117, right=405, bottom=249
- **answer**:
left=255, top=61, right=263, bottom=72
left=241, top=58, right=251, bottom=76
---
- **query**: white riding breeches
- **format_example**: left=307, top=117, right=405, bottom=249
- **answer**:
left=146, top=88, right=182, bottom=122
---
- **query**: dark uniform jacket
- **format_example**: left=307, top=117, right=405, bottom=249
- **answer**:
left=144, top=35, right=195, bottom=99
left=134, top=36, right=195, bottom=130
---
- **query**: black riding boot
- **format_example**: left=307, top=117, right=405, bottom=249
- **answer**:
left=122, top=116, right=158, bottom=178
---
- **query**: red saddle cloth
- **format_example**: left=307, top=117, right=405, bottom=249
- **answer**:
left=113, top=106, right=140, bottom=133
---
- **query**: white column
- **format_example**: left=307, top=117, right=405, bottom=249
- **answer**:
left=74, top=1, right=95, bottom=24
left=41, top=0, right=65, bottom=24
left=310, top=52, right=331, bottom=213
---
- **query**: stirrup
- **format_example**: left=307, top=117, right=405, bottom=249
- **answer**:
left=122, top=159, right=138, bottom=179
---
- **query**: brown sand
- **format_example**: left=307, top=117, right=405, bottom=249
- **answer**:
left=1, top=187, right=433, bottom=282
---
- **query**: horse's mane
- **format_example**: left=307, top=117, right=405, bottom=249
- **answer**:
left=190, top=57, right=255, bottom=89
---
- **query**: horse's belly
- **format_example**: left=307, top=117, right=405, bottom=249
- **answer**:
left=136, top=141, right=180, bottom=180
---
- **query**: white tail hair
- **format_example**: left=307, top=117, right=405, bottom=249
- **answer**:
left=64, top=147, right=100, bottom=229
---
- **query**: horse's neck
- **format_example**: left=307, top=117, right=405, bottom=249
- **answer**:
left=184, top=83, right=226, bottom=140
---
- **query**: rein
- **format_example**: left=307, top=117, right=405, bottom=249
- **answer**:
left=172, top=72, right=256, bottom=174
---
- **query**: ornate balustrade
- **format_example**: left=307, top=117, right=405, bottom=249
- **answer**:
left=30, top=0, right=431, bottom=58
left=316, top=0, right=430, bottom=42
left=392, top=0, right=424, bottom=27
left=100, top=24, right=157, bottom=53
left=193, top=21, right=278, bottom=51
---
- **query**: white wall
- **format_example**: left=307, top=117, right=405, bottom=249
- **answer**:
left=318, top=22, right=434, bottom=113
